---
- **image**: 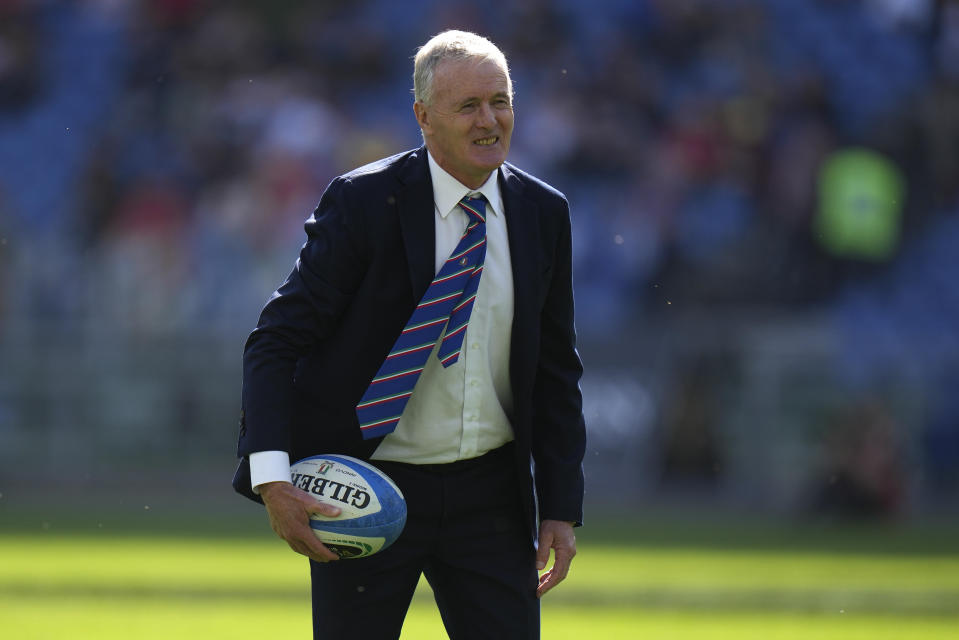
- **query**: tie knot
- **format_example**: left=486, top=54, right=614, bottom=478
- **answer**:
left=458, top=195, right=487, bottom=226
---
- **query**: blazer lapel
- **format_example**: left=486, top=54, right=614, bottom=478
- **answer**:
left=500, top=164, right=541, bottom=413
left=393, top=153, right=542, bottom=324
left=500, top=163, right=541, bottom=318
left=394, top=147, right=436, bottom=301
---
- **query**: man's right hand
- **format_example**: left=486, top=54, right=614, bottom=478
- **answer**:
left=259, top=481, right=342, bottom=563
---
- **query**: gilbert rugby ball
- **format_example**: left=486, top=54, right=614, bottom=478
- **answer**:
left=290, top=454, right=407, bottom=559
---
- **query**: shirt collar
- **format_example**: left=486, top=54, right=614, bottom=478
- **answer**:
left=427, top=151, right=504, bottom=220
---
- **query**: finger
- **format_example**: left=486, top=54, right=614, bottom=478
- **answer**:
left=301, top=542, right=339, bottom=563
left=537, top=559, right=572, bottom=597
left=536, top=540, right=575, bottom=598
left=536, top=558, right=569, bottom=598
left=536, top=570, right=551, bottom=598
left=294, top=516, right=341, bottom=562
left=535, top=530, right=553, bottom=571
left=305, top=537, right=340, bottom=563
left=536, top=569, right=561, bottom=598
left=289, top=528, right=340, bottom=563
left=261, top=484, right=340, bottom=562
left=306, top=501, right=342, bottom=518
left=550, top=548, right=572, bottom=584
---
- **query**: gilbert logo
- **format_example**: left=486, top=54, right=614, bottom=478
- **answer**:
left=317, top=462, right=333, bottom=475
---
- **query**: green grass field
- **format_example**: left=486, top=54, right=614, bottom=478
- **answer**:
left=1, top=504, right=958, bottom=639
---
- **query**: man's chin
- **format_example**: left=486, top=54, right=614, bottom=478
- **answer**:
left=469, top=150, right=508, bottom=173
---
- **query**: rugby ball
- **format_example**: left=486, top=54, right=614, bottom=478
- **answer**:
left=290, top=454, right=407, bottom=559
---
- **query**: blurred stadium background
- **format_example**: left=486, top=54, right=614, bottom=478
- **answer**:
left=3, top=1, right=959, bottom=637
left=2, top=0, right=959, bottom=539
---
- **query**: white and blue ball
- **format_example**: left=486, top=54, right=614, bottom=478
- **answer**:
left=290, top=454, right=407, bottom=559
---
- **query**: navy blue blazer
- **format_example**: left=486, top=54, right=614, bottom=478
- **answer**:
left=233, top=146, right=586, bottom=534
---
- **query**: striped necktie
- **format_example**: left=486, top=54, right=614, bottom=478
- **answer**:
left=356, top=194, right=488, bottom=439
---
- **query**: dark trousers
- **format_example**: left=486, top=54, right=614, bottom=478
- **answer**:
left=309, top=444, right=540, bottom=639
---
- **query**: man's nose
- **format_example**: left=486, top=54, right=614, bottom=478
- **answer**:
left=476, top=102, right=496, bottom=128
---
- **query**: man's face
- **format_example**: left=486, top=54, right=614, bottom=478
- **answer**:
left=414, top=57, right=514, bottom=189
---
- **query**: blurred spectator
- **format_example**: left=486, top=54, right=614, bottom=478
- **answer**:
left=0, top=189, right=8, bottom=328
left=936, top=0, right=959, bottom=78
left=0, top=2, right=41, bottom=112
left=813, top=148, right=905, bottom=262
left=658, top=357, right=725, bottom=488
left=922, top=367, right=959, bottom=497
left=1, top=0, right=941, bottom=335
left=86, top=176, right=192, bottom=334
left=810, top=401, right=906, bottom=518
left=915, top=77, right=959, bottom=207
left=1, top=0, right=958, bottom=513
left=866, top=0, right=935, bottom=32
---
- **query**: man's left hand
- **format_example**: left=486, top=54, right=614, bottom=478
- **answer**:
left=535, top=519, right=576, bottom=598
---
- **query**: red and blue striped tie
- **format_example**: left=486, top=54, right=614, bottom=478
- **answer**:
left=356, top=195, right=488, bottom=439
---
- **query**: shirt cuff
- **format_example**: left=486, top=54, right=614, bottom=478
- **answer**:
left=249, top=450, right=292, bottom=494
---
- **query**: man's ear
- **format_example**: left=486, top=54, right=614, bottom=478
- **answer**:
left=413, top=101, right=431, bottom=134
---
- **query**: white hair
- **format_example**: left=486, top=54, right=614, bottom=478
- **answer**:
left=413, top=30, right=512, bottom=106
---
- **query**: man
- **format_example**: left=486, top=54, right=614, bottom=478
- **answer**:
left=233, top=30, right=586, bottom=639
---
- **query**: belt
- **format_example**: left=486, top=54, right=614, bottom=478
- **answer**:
left=377, top=441, right=515, bottom=475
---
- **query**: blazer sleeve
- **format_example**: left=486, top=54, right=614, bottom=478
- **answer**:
left=238, top=177, right=369, bottom=458
left=530, top=197, right=587, bottom=526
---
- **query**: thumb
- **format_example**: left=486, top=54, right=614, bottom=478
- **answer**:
left=536, top=529, right=553, bottom=571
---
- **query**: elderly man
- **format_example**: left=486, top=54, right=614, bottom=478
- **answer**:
left=234, top=30, right=586, bottom=639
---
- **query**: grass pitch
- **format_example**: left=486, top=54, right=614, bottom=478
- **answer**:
left=1, top=507, right=957, bottom=639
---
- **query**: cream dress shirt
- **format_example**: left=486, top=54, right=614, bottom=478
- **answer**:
left=249, top=153, right=515, bottom=489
